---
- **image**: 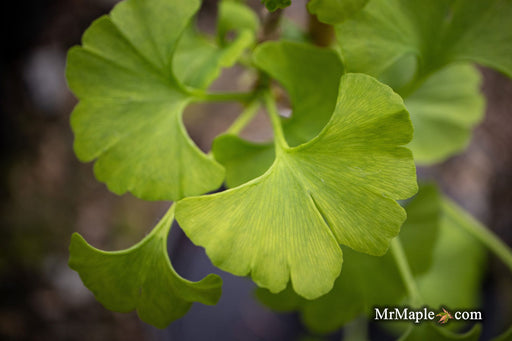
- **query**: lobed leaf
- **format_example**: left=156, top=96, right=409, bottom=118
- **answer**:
left=67, top=0, right=257, bottom=201
left=177, top=73, right=417, bottom=299
left=404, top=64, right=485, bottom=164
left=256, top=184, right=441, bottom=333
left=213, top=41, right=344, bottom=187
left=68, top=206, right=222, bottom=329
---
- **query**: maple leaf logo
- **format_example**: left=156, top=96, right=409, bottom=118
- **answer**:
left=436, top=308, right=453, bottom=324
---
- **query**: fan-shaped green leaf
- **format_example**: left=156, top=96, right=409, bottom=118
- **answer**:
left=337, top=0, right=512, bottom=78
left=307, top=0, right=369, bottom=25
left=256, top=184, right=441, bottom=334
left=405, top=64, right=485, bottom=164
left=67, top=0, right=227, bottom=201
left=177, top=73, right=417, bottom=299
left=68, top=206, right=222, bottom=329
left=212, top=41, right=344, bottom=187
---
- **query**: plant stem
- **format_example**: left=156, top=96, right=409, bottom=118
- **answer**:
left=192, top=91, right=255, bottom=103
left=443, top=198, right=512, bottom=272
left=261, top=9, right=283, bottom=42
left=226, top=99, right=261, bottom=135
left=390, top=237, right=423, bottom=307
left=263, top=91, right=289, bottom=151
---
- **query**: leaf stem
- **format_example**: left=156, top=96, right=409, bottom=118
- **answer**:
left=443, top=198, right=512, bottom=272
left=390, top=237, right=423, bottom=307
left=225, top=99, right=261, bottom=135
left=192, top=91, right=255, bottom=103
left=263, top=90, right=289, bottom=151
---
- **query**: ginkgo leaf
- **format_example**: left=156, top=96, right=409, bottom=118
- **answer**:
left=212, top=41, right=344, bottom=187
left=399, top=323, right=481, bottom=341
left=68, top=206, right=222, bottom=329
left=174, top=1, right=258, bottom=89
left=256, top=184, right=441, bottom=334
left=177, top=73, right=417, bottom=299
left=337, top=0, right=512, bottom=78
left=307, top=0, right=369, bottom=25
left=262, top=0, right=292, bottom=12
left=405, top=64, right=485, bottom=164
left=67, top=0, right=226, bottom=201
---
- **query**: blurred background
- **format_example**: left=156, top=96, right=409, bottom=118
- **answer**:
left=0, top=0, right=511, bottom=340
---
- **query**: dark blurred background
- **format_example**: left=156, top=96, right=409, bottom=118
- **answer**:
left=0, top=0, right=511, bottom=340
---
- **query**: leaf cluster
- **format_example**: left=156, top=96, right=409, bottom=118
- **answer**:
left=65, top=0, right=512, bottom=338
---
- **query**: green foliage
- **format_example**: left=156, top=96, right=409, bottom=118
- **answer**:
left=69, top=206, right=222, bottom=328
left=213, top=41, right=344, bottom=187
left=404, top=64, right=485, bottom=164
left=337, top=0, right=512, bottom=78
left=417, top=198, right=486, bottom=310
left=257, top=186, right=489, bottom=337
left=256, top=184, right=440, bottom=333
left=65, top=0, right=512, bottom=334
left=176, top=73, right=417, bottom=299
left=337, top=0, right=511, bottom=163
left=399, top=323, right=481, bottom=341
left=307, top=0, right=369, bottom=24
left=67, top=0, right=259, bottom=201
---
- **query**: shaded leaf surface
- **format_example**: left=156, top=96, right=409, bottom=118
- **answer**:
left=399, top=323, right=481, bottom=341
left=405, top=64, right=485, bottom=164
left=69, top=207, right=222, bottom=329
left=177, top=73, right=417, bottom=299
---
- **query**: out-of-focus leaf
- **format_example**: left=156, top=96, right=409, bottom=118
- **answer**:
left=173, top=23, right=253, bottom=90
left=417, top=198, right=486, bottom=309
left=178, top=73, right=417, bottom=299
left=69, top=206, right=222, bottom=329
left=337, top=0, right=512, bottom=78
left=217, top=0, right=259, bottom=45
left=308, top=0, right=369, bottom=25
left=492, top=325, right=512, bottom=341
left=405, top=64, right=485, bottom=164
